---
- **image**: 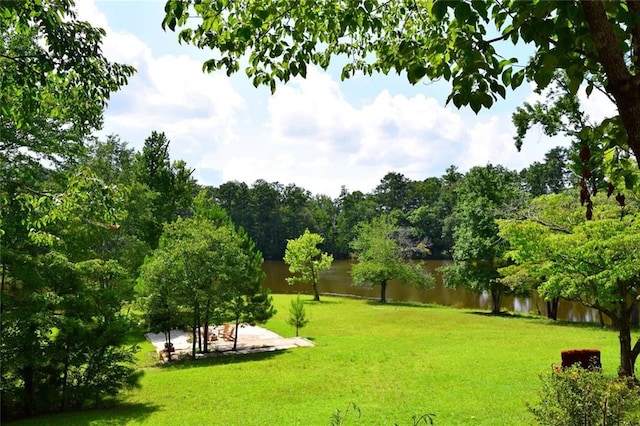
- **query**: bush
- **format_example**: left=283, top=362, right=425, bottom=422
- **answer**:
left=529, top=366, right=640, bottom=425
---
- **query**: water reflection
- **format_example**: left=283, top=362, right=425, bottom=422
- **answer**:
left=262, top=259, right=602, bottom=323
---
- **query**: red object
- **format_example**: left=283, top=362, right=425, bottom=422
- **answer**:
left=561, top=349, right=601, bottom=370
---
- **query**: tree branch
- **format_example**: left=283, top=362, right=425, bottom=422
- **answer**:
left=626, top=0, right=640, bottom=71
left=581, top=0, right=640, bottom=164
left=517, top=214, right=573, bottom=234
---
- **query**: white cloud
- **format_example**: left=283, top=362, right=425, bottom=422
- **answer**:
left=579, top=87, right=617, bottom=124
left=80, top=1, right=567, bottom=198
left=209, top=69, right=564, bottom=197
left=77, top=0, right=246, bottom=184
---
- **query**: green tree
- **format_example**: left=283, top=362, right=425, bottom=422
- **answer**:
left=80, top=135, right=153, bottom=275
left=512, top=78, right=614, bottom=218
left=350, top=215, right=434, bottom=303
left=287, top=294, right=309, bottom=337
left=1, top=169, right=139, bottom=420
left=248, top=180, right=285, bottom=259
left=374, top=172, right=414, bottom=214
left=309, top=194, right=341, bottom=258
left=163, top=0, right=640, bottom=193
left=137, top=217, right=275, bottom=357
left=221, top=226, right=276, bottom=351
left=499, top=192, right=640, bottom=377
left=1, top=3, right=136, bottom=418
left=519, top=147, right=573, bottom=197
left=284, top=229, right=333, bottom=302
left=134, top=131, right=197, bottom=249
left=441, top=165, right=525, bottom=314
left=1, top=1, right=135, bottom=133
left=335, top=187, right=377, bottom=258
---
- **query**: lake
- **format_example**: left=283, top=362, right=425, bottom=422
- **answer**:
left=261, top=259, right=602, bottom=323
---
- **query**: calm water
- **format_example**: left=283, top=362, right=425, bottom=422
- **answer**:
left=261, top=259, right=602, bottom=323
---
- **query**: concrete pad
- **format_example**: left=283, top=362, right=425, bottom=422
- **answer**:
left=145, top=324, right=314, bottom=361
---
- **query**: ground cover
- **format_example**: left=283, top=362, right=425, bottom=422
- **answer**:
left=10, top=295, right=626, bottom=425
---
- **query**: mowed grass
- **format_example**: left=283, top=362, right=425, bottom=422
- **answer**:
left=12, top=295, right=627, bottom=425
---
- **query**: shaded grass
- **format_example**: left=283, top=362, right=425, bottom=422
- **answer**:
left=10, top=295, right=629, bottom=425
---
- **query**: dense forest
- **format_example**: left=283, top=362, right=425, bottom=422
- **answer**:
left=79, top=133, right=576, bottom=262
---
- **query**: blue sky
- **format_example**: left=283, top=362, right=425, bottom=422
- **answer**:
left=78, top=1, right=616, bottom=198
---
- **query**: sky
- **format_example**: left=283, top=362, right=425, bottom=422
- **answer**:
left=76, top=1, right=617, bottom=199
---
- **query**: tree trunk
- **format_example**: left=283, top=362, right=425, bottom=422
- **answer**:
left=311, top=264, right=320, bottom=301
left=203, top=299, right=211, bottom=353
left=380, top=280, right=387, bottom=303
left=490, top=284, right=502, bottom=314
left=191, top=313, right=198, bottom=359
left=546, top=297, right=559, bottom=321
left=312, top=281, right=320, bottom=301
left=61, top=336, right=71, bottom=411
left=617, top=319, right=636, bottom=377
left=196, top=305, right=202, bottom=354
left=581, top=0, right=640, bottom=166
left=233, top=316, right=240, bottom=351
left=165, top=330, right=173, bottom=361
left=21, top=364, right=34, bottom=417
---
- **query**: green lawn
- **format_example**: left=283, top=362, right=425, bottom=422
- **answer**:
left=11, top=295, right=627, bottom=425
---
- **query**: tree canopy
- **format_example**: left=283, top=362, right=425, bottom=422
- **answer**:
left=163, top=0, right=640, bottom=195
left=441, top=164, right=525, bottom=314
left=499, top=192, right=640, bottom=377
left=137, top=217, right=275, bottom=357
left=1, top=2, right=137, bottom=420
left=284, top=229, right=333, bottom=301
left=350, top=215, right=433, bottom=303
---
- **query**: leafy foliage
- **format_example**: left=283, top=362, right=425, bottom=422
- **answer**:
left=350, top=215, right=433, bottom=303
left=529, top=366, right=640, bottom=426
left=499, top=192, right=640, bottom=376
left=1, top=2, right=138, bottom=419
left=441, top=164, right=526, bottom=314
left=286, top=294, right=309, bottom=337
left=136, top=217, right=275, bottom=357
left=284, top=229, right=333, bottom=301
left=134, top=131, right=198, bottom=249
left=163, top=0, right=640, bottom=193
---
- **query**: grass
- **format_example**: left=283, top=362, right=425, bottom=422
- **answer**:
left=10, top=295, right=629, bottom=425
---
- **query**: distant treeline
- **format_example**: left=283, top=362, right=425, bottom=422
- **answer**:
left=77, top=130, right=572, bottom=261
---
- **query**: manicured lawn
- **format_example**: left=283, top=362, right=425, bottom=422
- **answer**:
left=11, top=295, right=626, bottom=425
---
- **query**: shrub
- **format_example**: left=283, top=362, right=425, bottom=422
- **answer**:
left=529, top=366, right=640, bottom=425
left=286, top=294, right=309, bottom=337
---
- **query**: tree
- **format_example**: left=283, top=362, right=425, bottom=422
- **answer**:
left=134, top=131, right=197, bottom=248
left=407, top=173, right=460, bottom=258
left=1, top=1, right=135, bottom=133
left=374, top=172, right=414, bottom=214
left=163, top=0, right=640, bottom=193
left=1, top=3, right=136, bottom=418
left=309, top=194, right=341, bottom=258
left=1, top=169, right=140, bottom=420
left=287, top=294, right=309, bottom=337
left=137, top=217, right=275, bottom=358
left=220, top=226, right=276, bottom=351
left=441, top=165, right=525, bottom=314
left=512, top=77, right=615, bottom=219
left=284, top=229, right=333, bottom=302
left=519, top=147, right=573, bottom=197
left=80, top=135, right=153, bottom=275
left=350, top=215, right=434, bottom=303
left=499, top=192, right=640, bottom=377
left=335, top=187, right=378, bottom=258
left=247, top=180, right=286, bottom=259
